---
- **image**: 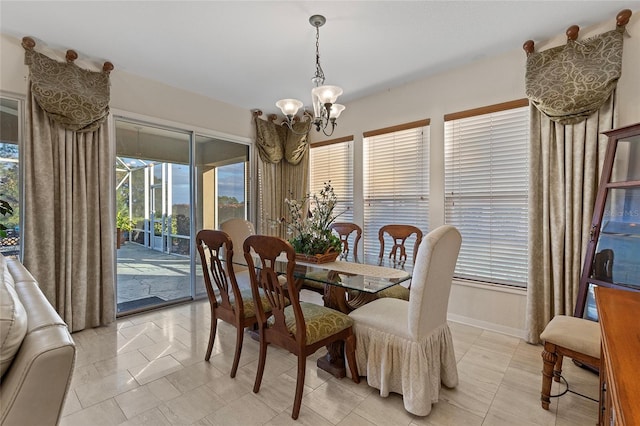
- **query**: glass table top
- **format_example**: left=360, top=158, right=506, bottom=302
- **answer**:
left=234, top=254, right=412, bottom=294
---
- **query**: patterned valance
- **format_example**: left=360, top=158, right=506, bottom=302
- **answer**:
left=254, top=115, right=310, bottom=165
left=24, top=49, right=110, bottom=132
left=525, top=27, right=624, bottom=125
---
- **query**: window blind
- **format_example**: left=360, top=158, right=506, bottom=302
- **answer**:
left=310, top=140, right=354, bottom=222
left=363, top=125, right=429, bottom=262
left=444, top=105, right=529, bottom=287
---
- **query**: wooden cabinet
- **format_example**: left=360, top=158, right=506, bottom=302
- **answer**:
left=595, top=287, right=640, bottom=425
left=575, top=123, right=640, bottom=320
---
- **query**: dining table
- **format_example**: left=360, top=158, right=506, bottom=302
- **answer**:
left=237, top=252, right=413, bottom=378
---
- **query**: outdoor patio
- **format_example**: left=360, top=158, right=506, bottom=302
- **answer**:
left=116, top=242, right=197, bottom=313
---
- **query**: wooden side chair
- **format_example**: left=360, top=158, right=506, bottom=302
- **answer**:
left=243, top=235, right=360, bottom=420
left=376, top=224, right=423, bottom=300
left=195, top=229, right=272, bottom=378
left=330, top=222, right=362, bottom=260
left=539, top=315, right=601, bottom=410
left=301, top=222, right=362, bottom=294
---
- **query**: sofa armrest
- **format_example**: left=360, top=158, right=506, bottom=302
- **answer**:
left=0, top=326, right=75, bottom=426
left=1, top=258, right=76, bottom=426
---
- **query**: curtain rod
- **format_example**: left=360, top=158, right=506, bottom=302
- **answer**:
left=523, top=9, right=632, bottom=56
left=21, top=36, right=114, bottom=73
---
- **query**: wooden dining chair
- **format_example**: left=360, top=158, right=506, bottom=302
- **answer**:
left=243, top=234, right=360, bottom=420
left=377, top=224, right=423, bottom=300
left=301, top=222, right=363, bottom=294
left=378, top=224, right=423, bottom=264
left=330, top=222, right=362, bottom=260
left=195, top=229, right=272, bottom=378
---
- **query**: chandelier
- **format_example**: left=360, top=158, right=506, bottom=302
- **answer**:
left=276, top=15, right=345, bottom=137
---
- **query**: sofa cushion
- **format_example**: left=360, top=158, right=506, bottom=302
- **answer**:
left=0, top=255, right=28, bottom=378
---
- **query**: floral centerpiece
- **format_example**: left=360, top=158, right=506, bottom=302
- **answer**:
left=282, top=182, right=342, bottom=262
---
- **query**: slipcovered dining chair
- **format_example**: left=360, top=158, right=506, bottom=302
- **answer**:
left=348, top=225, right=461, bottom=416
left=376, top=224, right=423, bottom=300
left=243, top=235, right=360, bottom=420
left=195, top=229, right=272, bottom=378
left=220, top=218, right=255, bottom=272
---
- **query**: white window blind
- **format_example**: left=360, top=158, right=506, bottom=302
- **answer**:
left=310, top=140, right=354, bottom=222
left=444, top=105, right=529, bottom=287
left=363, top=125, right=429, bottom=262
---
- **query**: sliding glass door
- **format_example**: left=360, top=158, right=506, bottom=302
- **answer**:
left=115, top=120, right=193, bottom=314
left=0, top=96, right=22, bottom=260
left=115, top=118, right=251, bottom=314
left=194, top=134, right=250, bottom=297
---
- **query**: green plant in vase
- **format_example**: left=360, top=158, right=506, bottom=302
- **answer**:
left=284, top=182, right=342, bottom=259
left=116, top=210, right=134, bottom=232
left=116, top=211, right=134, bottom=249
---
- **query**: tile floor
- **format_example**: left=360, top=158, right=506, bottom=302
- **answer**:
left=60, top=295, right=599, bottom=426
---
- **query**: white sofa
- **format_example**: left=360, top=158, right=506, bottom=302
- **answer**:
left=0, top=254, right=76, bottom=425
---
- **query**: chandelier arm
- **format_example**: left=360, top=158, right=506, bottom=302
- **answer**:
left=321, top=120, right=336, bottom=137
left=280, top=110, right=313, bottom=136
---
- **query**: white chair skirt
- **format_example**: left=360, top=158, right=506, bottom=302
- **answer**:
left=352, top=322, right=458, bottom=416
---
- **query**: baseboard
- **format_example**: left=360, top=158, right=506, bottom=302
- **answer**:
left=447, top=312, right=527, bottom=340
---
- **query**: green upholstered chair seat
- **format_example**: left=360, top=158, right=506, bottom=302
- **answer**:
left=269, top=302, right=354, bottom=345
left=377, top=284, right=410, bottom=301
left=219, top=288, right=276, bottom=319
left=301, top=271, right=328, bottom=292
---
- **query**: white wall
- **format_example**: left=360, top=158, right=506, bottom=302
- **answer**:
left=0, top=33, right=254, bottom=139
left=308, top=14, right=640, bottom=338
left=2, top=13, right=639, bottom=338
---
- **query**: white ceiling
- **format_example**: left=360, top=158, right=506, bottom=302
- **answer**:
left=1, top=1, right=638, bottom=117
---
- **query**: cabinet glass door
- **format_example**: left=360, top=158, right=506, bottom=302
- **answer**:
left=575, top=123, right=640, bottom=320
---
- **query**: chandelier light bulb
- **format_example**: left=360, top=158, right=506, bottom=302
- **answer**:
left=276, top=99, right=303, bottom=117
left=329, top=104, right=345, bottom=119
left=312, top=85, right=343, bottom=105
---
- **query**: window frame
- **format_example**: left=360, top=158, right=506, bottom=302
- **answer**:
left=309, top=135, right=355, bottom=223
left=444, top=99, right=529, bottom=287
left=362, top=119, right=430, bottom=263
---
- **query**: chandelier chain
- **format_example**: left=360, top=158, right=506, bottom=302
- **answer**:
left=314, top=25, right=325, bottom=86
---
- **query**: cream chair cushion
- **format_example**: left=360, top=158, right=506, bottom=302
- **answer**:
left=540, top=315, right=600, bottom=359
left=0, top=256, right=28, bottom=378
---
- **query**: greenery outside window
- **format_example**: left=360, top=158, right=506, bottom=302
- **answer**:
left=0, top=96, right=21, bottom=258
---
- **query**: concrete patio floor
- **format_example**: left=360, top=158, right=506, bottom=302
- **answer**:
left=116, top=242, right=202, bottom=314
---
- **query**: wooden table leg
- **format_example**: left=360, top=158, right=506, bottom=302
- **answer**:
left=316, top=284, right=349, bottom=377
left=316, top=283, right=376, bottom=378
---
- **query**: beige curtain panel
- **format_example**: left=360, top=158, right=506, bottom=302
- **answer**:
left=524, top=19, right=628, bottom=343
left=525, top=27, right=624, bottom=125
left=525, top=94, right=616, bottom=344
left=24, top=49, right=110, bottom=132
left=254, top=118, right=285, bottom=164
left=23, top=47, right=115, bottom=332
left=254, top=116, right=310, bottom=237
left=254, top=116, right=310, bottom=165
